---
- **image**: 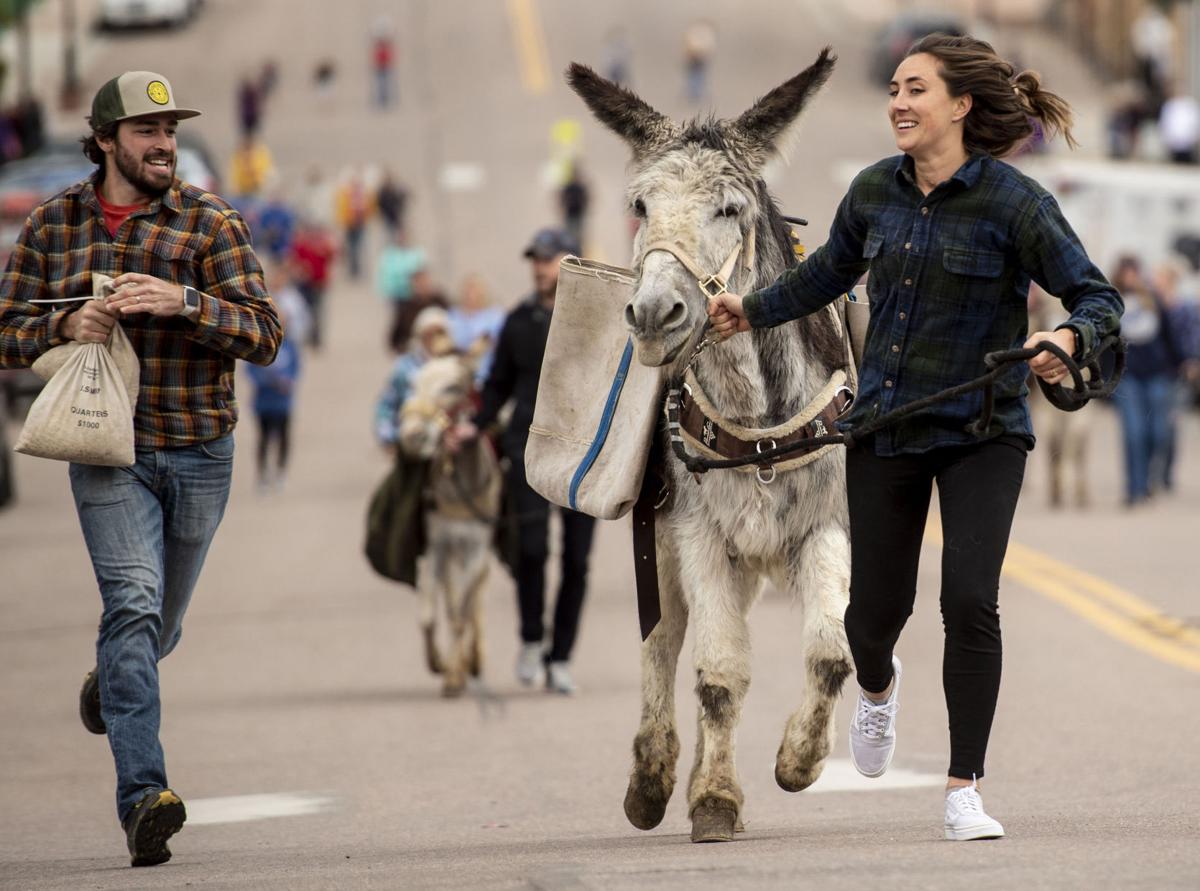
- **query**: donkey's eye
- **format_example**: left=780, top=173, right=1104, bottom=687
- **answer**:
left=632, top=198, right=647, bottom=217
left=717, top=204, right=741, bottom=219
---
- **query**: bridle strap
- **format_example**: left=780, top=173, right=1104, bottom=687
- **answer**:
left=638, top=227, right=757, bottom=299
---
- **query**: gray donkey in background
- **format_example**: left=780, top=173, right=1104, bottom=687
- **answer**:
left=567, top=49, right=855, bottom=843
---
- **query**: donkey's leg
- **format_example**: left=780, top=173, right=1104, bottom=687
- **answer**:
left=440, top=541, right=472, bottom=698
left=417, top=552, right=444, bottom=676
left=775, top=523, right=853, bottom=793
left=460, top=535, right=490, bottom=679
left=683, top=542, right=758, bottom=842
left=624, top=538, right=688, bottom=831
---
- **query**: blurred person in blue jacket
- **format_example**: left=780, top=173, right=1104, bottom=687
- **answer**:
left=247, top=305, right=302, bottom=493
left=1152, top=259, right=1200, bottom=490
left=375, top=306, right=454, bottom=447
left=1111, top=255, right=1186, bottom=505
left=448, top=274, right=504, bottom=382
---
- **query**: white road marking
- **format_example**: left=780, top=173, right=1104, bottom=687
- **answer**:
left=185, top=793, right=334, bottom=826
left=438, top=162, right=485, bottom=192
left=803, top=759, right=943, bottom=793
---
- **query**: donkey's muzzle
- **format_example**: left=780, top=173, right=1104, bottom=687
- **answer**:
left=625, top=296, right=688, bottom=338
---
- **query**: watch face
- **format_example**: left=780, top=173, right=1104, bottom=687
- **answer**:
left=185, top=288, right=199, bottom=309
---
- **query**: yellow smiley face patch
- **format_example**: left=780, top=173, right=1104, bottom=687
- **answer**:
left=146, top=81, right=170, bottom=105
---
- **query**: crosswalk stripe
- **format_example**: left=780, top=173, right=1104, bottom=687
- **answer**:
left=185, top=793, right=334, bottom=826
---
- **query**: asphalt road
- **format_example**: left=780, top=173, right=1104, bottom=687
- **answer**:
left=1, top=1, right=1198, bottom=888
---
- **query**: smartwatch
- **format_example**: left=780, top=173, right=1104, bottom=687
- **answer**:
left=181, top=286, right=201, bottom=321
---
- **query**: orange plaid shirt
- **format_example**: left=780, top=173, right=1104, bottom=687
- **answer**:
left=0, top=175, right=281, bottom=447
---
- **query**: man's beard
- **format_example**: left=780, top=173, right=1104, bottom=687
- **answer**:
left=113, top=139, right=174, bottom=198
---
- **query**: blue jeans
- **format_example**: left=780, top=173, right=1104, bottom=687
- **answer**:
left=69, top=434, right=234, bottom=822
left=1112, top=375, right=1174, bottom=503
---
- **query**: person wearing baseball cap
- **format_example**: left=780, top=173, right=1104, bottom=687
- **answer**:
left=448, top=226, right=594, bottom=696
left=0, top=72, right=280, bottom=867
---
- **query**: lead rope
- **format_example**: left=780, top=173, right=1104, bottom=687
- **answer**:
left=667, top=333, right=1126, bottom=475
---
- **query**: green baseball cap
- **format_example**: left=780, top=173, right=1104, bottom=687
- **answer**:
left=89, top=71, right=201, bottom=129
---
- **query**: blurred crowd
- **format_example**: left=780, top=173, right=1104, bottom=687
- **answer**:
left=1106, top=4, right=1200, bottom=164
left=1029, top=252, right=1200, bottom=511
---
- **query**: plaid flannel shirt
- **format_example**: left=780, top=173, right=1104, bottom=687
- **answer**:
left=743, top=154, right=1124, bottom=456
left=0, top=175, right=281, bottom=447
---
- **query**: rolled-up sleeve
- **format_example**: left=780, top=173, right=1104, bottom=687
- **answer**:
left=743, top=185, right=869, bottom=328
left=1016, top=194, right=1123, bottom=357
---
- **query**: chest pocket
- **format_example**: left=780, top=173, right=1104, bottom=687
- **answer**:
left=131, top=235, right=199, bottom=285
left=939, top=244, right=1005, bottom=321
left=863, top=230, right=885, bottom=260
left=942, top=246, right=1004, bottom=278
left=863, top=228, right=898, bottom=302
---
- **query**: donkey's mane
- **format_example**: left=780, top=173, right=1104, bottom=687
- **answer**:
left=752, top=182, right=846, bottom=380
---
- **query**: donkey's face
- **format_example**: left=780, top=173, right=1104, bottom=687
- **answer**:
left=567, top=49, right=836, bottom=367
left=624, top=145, right=758, bottom=365
left=398, top=355, right=474, bottom=459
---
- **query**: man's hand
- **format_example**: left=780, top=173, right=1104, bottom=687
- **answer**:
left=1025, top=328, right=1079, bottom=385
left=59, top=300, right=117, bottom=343
left=106, top=272, right=186, bottom=318
left=708, top=292, right=751, bottom=339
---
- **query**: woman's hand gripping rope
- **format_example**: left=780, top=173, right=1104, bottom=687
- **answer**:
left=1024, top=327, right=1079, bottom=386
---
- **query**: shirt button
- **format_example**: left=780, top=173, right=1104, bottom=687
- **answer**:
left=904, top=242, right=912, bottom=250
left=904, top=278, right=913, bottom=286
left=898, top=311, right=907, bottom=320
left=891, top=344, right=900, bottom=353
left=884, top=379, right=894, bottom=388
left=921, top=207, right=929, bottom=216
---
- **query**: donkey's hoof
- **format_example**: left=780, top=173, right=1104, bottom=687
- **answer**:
left=422, top=626, right=444, bottom=676
left=690, top=798, right=737, bottom=843
left=624, top=780, right=669, bottom=831
left=774, top=759, right=822, bottom=793
left=441, top=676, right=466, bottom=698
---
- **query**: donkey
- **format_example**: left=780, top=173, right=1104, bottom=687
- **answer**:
left=398, top=355, right=501, bottom=698
left=567, top=49, right=854, bottom=842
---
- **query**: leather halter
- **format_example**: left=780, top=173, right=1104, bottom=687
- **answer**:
left=637, top=225, right=757, bottom=300
left=674, top=370, right=854, bottom=484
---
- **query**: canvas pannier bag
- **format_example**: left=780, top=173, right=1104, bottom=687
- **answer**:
left=14, top=275, right=139, bottom=466
left=843, top=291, right=869, bottom=372
left=525, top=257, right=665, bottom=520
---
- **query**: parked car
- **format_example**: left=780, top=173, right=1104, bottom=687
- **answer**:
left=98, top=0, right=202, bottom=30
left=870, top=13, right=968, bottom=85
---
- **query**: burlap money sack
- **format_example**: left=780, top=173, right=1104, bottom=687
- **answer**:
left=524, top=257, right=666, bottom=520
left=15, top=274, right=137, bottom=466
left=29, top=274, right=139, bottom=405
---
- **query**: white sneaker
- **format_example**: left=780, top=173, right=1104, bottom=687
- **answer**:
left=516, top=642, right=544, bottom=687
left=849, top=655, right=901, bottom=778
left=545, top=661, right=577, bottom=695
left=944, top=782, right=1005, bottom=840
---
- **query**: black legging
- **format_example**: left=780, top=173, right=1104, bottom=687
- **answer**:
left=844, top=434, right=1027, bottom=780
left=256, top=413, right=291, bottom=479
left=507, top=455, right=597, bottom=664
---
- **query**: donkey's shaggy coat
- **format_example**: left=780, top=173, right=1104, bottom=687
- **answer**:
left=568, top=49, right=854, bottom=842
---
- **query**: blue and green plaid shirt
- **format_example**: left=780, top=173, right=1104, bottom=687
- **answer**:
left=743, top=153, right=1123, bottom=456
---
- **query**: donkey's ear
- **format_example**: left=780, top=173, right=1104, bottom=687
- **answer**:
left=734, top=47, right=836, bottom=160
left=566, top=62, right=678, bottom=155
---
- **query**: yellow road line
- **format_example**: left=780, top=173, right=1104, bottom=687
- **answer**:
left=507, top=0, right=550, bottom=95
left=1006, top=540, right=1200, bottom=649
left=925, top=522, right=1200, bottom=673
left=1000, top=554, right=1200, bottom=673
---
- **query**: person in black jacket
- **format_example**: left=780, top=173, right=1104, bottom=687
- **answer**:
left=453, top=227, right=594, bottom=694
